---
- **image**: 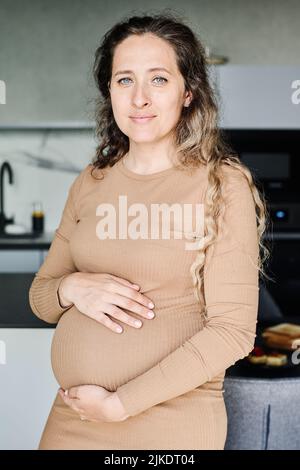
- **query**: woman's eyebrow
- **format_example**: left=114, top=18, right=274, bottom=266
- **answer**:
left=114, top=67, right=171, bottom=77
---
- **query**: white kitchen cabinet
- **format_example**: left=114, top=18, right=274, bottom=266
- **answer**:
left=0, top=328, right=58, bottom=450
left=0, top=250, right=48, bottom=272
left=216, top=65, right=300, bottom=129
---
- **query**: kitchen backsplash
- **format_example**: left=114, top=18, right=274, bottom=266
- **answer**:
left=0, top=129, right=95, bottom=232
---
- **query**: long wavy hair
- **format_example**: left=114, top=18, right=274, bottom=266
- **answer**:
left=90, top=10, right=272, bottom=315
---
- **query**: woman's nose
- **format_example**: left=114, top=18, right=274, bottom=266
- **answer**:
left=131, top=83, right=151, bottom=107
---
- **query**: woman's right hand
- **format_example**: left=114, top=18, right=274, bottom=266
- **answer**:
left=57, top=272, right=155, bottom=333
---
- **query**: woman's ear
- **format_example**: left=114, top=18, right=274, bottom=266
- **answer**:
left=183, top=90, right=193, bottom=107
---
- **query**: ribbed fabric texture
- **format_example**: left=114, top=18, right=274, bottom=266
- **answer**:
left=29, top=158, right=259, bottom=450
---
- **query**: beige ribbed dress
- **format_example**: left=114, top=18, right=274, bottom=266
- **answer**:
left=29, top=157, right=259, bottom=450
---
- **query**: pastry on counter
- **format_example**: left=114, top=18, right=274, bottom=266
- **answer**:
left=265, top=351, right=288, bottom=367
left=246, top=346, right=268, bottom=364
left=246, top=346, right=288, bottom=367
left=262, top=323, right=300, bottom=351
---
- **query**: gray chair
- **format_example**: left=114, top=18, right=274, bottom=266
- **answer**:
left=223, top=283, right=300, bottom=449
left=223, top=376, right=300, bottom=450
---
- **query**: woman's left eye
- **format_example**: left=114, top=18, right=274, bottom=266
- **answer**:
left=153, top=76, right=167, bottom=84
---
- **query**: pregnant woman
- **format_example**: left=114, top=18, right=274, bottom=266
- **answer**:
left=29, top=12, right=270, bottom=450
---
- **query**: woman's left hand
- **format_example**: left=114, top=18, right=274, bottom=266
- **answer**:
left=58, top=385, right=130, bottom=423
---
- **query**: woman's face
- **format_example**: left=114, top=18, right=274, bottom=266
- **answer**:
left=109, top=33, right=192, bottom=144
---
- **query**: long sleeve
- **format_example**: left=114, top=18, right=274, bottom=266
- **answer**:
left=116, top=166, right=260, bottom=417
left=29, top=165, right=90, bottom=324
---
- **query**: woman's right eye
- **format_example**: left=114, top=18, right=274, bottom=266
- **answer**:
left=117, top=77, right=131, bottom=85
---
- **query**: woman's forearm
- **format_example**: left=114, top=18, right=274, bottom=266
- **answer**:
left=108, top=392, right=130, bottom=421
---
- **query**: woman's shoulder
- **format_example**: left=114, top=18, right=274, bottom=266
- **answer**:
left=219, top=161, right=247, bottom=181
left=219, top=162, right=253, bottom=201
left=73, top=162, right=108, bottom=188
left=66, top=163, right=104, bottom=201
left=81, top=162, right=106, bottom=180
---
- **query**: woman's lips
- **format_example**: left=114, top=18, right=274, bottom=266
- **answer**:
left=130, top=116, right=156, bottom=123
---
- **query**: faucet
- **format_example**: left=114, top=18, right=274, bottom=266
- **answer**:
left=0, top=161, right=14, bottom=233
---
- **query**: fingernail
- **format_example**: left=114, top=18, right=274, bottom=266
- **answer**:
left=64, top=389, right=69, bottom=396
left=148, top=302, right=154, bottom=308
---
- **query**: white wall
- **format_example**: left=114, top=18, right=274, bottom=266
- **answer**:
left=1, top=0, right=299, bottom=124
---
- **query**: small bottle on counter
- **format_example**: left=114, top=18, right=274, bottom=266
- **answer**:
left=32, top=202, right=44, bottom=234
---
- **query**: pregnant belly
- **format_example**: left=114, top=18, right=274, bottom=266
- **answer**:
left=51, top=305, right=204, bottom=391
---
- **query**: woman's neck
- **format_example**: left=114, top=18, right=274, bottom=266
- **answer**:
left=123, top=151, right=178, bottom=174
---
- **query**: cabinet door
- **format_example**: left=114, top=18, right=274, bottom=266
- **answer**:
left=0, top=328, right=58, bottom=450
left=0, top=250, right=42, bottom=272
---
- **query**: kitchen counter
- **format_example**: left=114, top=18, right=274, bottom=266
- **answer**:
left=226, top=355, right=300, bottom=379
left=0, top=232, right=54, bottom=250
